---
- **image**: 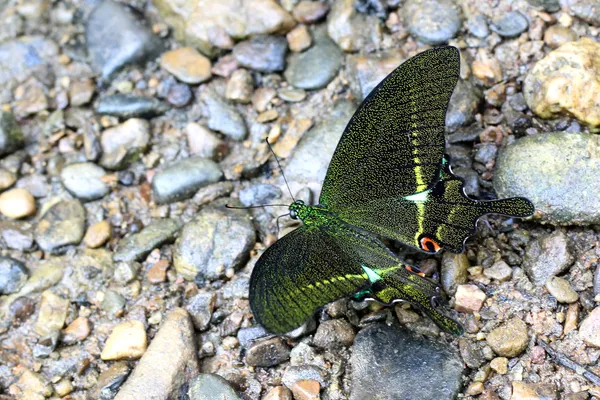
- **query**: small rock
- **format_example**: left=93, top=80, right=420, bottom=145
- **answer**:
left=152, top=157, right=223, bottom=204
left=60, top=162, right=109, bottom=201
left=293, top=1, right=329, bottom=24
left=0, top=168, right=16, bottom=190
left=53, top=379, right=74, bottom=397
left=441, top=252, right=469, bottom=295
left=346, top=51, right=403, bottom=102
left=472, top=48, right=503, bottom=86
left=524, top=39, right=600, bottom=130
left=284, top=30, right=343, bottom=89
left=97, top=94, right=169, bottom=119
left=527, top=0, right=560, bottom=12
left=570, top=1, right=600, bottom=25
left=101, top=320, right=147, bottom=360
left=102, top=290, right=126, bottom=317
left=113, top=261, right=140, bottom=285
left=458, top=339, right=484, bottom=369
left=90, top=362, right=130, bottom=400
left=100, top=118, right=150, bottom=170
left=546, top=276, right=578, bottom=303
left=455, top=284, right=486, bottom=313
left=490, top=11, right=529, bottom=38
left=0, top=111, right=25, bottom=157
left=264, top=386, right=293, bottom=400
left=33, top=331, right=59, bottom=358
left=327, top=0, right=381, bottom=52
left=486, top=318, right=528, bottom=357
left=114, top=218, right=182, bottom=262
left=287, top=25, right=312, bottom=52
left=239, top=184, right=282, bottom=206
left=16, top=174, right=49, bottom=198
left=278, top=89, right=307, bottom=102
left=85, top=0, right=161, bottom=79
left=185, top=122, right=226, bottom=160
left=489, top=357, right=508, bottom=374
left=233, top=35, right=288, bottom=73
left=403, top=0, right=462, bottom=45
left=187, top=374, right=240, bottom=400
left=467, top=15, right=490, bottom=39
left=174, top=200, right=255, bottom=280
left=511, top=382, right=558, bottom=400
left=83, top=220, right=111, bottom=248
left=483, top=260, right=512, bottom=282
left=225, top=69, right=254, bottom=103
left=202, top=89, right=247, bottom=141
left=292, top=380, right=320, bottom=400
left=12, top=78, right=48, bottom=118
left=147, top=259, right=168, bottom=284
left=35, top=199, right=85, bottom=254
left=579, top=307, right=600, bottom=347
left=282, top=365, right=327, bottom=389
left=69, top=79, right=95, bottom=106
left=35, top=290, right=69, bottom=336
left=252, top=87, right=277, bottom=112
left=446, top=80, right=481, bottom=133
left=312, top=319, right=355, bottom=349
left=62, top=316, right=92, bottom=344
left=160, top=47, right=212, bottom=84
left=543, top=25, right=578, bottom=49
left=9, top=369, right=52, bottom=399
left=522, top=231, right=574, bottom=286
left=246, top=337, right=291, bottom=367
left=186, top=292, right=216, bottom=331
left=166, top=83, right=193, bottom=107
left=0, top=256, right=28, bottom=295
left=114, top=309, right=199, bottom=400
left=0, top=188, right=35, bottom=219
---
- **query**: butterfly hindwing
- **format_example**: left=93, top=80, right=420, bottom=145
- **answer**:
left=319, top=46, right=460, bottom=208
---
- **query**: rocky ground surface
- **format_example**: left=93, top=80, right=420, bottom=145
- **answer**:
left=1, top=0, right=600, bottom=399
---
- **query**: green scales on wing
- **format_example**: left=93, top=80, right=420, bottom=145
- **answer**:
left=249, top=46, right=535, bottom=335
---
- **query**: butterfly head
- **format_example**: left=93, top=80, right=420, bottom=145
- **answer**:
left=289, top=200, right=306, bottom=220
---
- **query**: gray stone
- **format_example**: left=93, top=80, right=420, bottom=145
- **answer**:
left=326, top=0, right=381, bottom=52
left=237, top=326, right=268, bottom=348
left=467, top=15, right=490, bottom=39
left=60, top=162, right=109, bottom=201
left=33, top=330, right=60, bottom=358
left=0, top=256, right=28, bottom=295
left=570, top=1, right=600, bottom=25
left=495, top=133, right=600, bottom=225
left=445, top=80, right=481, bottom=133
left=403, top=0, right=462, bottom=45
left=246, top=337, right=291, bottom=367
left=91, top=362, right=131, bottom=400
left=187, top=374, right=240, bottom=400
left=527, top=0, right=560, bottom=12
left=490, top=11, right=529, bottom=38
left=346, top=52, right=403, bottom=102
left=522, top=231, right=574, bottom=286
left=239, top=184, right=282, bottom=207
left=114, top=218, right=182, bottom=262
left=0, top=112, right=25, bottom=157
left=441, top=252, right=469, bottom=296
left=350, top=323, right=463, bottom=400
left=85, top=0, right=162, bottom=79
left=284, top=31, right=343, bottom=90
left=202, top=89, right=247, bottom=141
left=96, top=94, right=169, bottom=119
left=312, top=319, right=355, bottom=349
left=102, top=290, right=126, bottom=317
left=16, top=174, right=49, bottom=198
left=100, top=119, right=151, bottom=170
left=35, top=200, right=86, bottom=254
left=233, top=35, right=288, bottom=73
left=152, top=157, right=223, bottom=204
left=185, top=292, right=216, bottom=331
left=282, top=365, right=328, bottom=389
left=173, top=199, right=256, bottom=280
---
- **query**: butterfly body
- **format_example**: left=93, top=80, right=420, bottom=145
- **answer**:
left=249, top=46, right=534, bottom=335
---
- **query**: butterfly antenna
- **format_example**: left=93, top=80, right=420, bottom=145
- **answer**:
left=275, top=213, right=290, bottom=237
left=266, top=138, right=295, bottom=202
left=225, top=204, right=290, bottom=209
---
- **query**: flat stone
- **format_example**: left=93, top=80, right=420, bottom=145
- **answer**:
left=160, top=47, right=212, bottom=84
left=312, top=319, right=355, bottom=349
left=441, top=252, right=469, bottom=295
left=185, top=292, right=216, bottom=331
left=35, top=199, right=85, bottom=254
left=62, top=317, right=92, bottom=344
left=96, top=94, right=169, bottom=119
left=35, top=290, right=69, bottom=336
left=292, top=380, right=320, bottom=400
left=185, top=122, right=226, bottom=160
left=202, top=89, right=247, bottom=141
left=233, top=35, right=288, bottom=73
left=101, top=320, right=147, bottom=361
left=486, top=318, right=529, bottom=357
left=327, top=0, right=381, bottom=52
left=546, top=276, right=578, bottom=303
left=522, top=231, right=574, bottom=286
left=83, top=220, right=111, bottom=248
left=114, top=218, right=182, bottom=262
left=490, top=11, right=529, bottom=38
left=579, top=307, right=600, bottom=348
left=60, top=162, right=109, bottom=201
left=454, top=284, right=486, bottom=313
left=246, top=337, right=291, bottom=367
left=100, top=118, right=150, bottom=170
left=483, top=260, right=512, bottom=282
left=0, top=256, right=28, bottom=295
left=186, top=374, right=240, bottom=400
left=0, top=188, right=35, bottom=219
left=403, top=0, right=462, bottom=45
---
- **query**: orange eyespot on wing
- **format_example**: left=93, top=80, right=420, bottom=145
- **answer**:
left=419, top=235, right=441, bottom=253
left=404, top=265, right=426, bottom=277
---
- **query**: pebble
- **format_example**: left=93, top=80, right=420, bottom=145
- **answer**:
left=524, top=38, right=600, bottom=130
left=496, top=133, right=600, bottom=225
left=246, top=337, right=291, bottom=367
left=293, top=1, right=329, bottom=24
left=521, top=230, right=574, bottom=286
left=486, top=318, right=528, bottom=357
left=35, top=290, right=69, bottom=336
left=186, top=374, right=240, bottom=400
left=115, top=309, right=200, bottom=399
left=83, top=220, right=111, bottom=248
left=53, top=379, right=74, bottom=397
left=403, top=0, right=462, bottom=45
left=174, top=200, right=255, bottom=280
left=60, top=162, right=109, bottom=201
left=97, top=94, right=169, bottom=119
left=511, top=382, right=558, bottom=400
left=0, top=256, right=28, bottom=295
left=102, top=290, right=126, bottom=317
left=579, top=307, right=600, bottom=348
left=167, top=82, right=193, bottom=107
left=545, top=276, right=578, bottom=303
left=101, top=320, right=148, bottom=360
left=114, top=261, right=140, bottom=285
left=455, top=284, right=486, bottom=313
left=446, top=80, right=481, bottom=133
left=313, top=319, right=355, bottom=349
left=287, top=25, right=312, bottom=52
left=100, top=118, right=151, bottom=170
left=264, top=386, right=293, bottom=400
left=61, top=316, right=92, bottom=344
left=85, top=0, right=162, bottom=79
left=233, top=35, right=288, bottom=73
left=160, top=47, right=212, bottom=84
left=327, top=0, right=381, bottom=52
left=467, top=15, right=490, bottom=39
left=152, top=157, right=223, bottom=204
left=9, top=369, right=52, bottom=399
left=185, top=292, right=216, bottom=331
left=202, top=89, right=247, bottom=141
left=16, top=174, right=49, bottom=198
left=285, top=30, right=342, bottom=90
left=570, top=1, right=600, bottom=25
left=147, top=259, right=168, bottom=284
left=441, top=252, right=469, bottom=295
left=490, top=357, right=508, bottom=374
left=278, top=89, right=307, bottom=103
left=69, top=79, right=95, bottom=106
left=185, top=122, right=226, bottom=160
left=114, top=218, right=182, bottom=262
left=472, top=49, right=503, bottom=86
left=89, top=362, right=130, bottom=400
left=0, top=168, right=16, bottom=190
left=483, top=260, right=512, bottom=282
left=350, top=323, right=463, bottom=399
left=346, top=52, right=402, bottom=102
left=0, top=188, right=35, bottom=219
left=239, top=184, right=282, bottom=206
left=292, top=380, right=320, bottom=400
left=0, top=111, right=25, bottom=157
left=543, top=25, right=578, bottom=49
left=35, top=199, right=86, bottom=254
left=489, top=11, right=529, bottom=38
left=13, top=78, right=48, bottom=118
left=225, top=69, right=254, bottom=103
left=252, top=87, right=277, bottom=112
left=527, top=0, right=560, bottom=12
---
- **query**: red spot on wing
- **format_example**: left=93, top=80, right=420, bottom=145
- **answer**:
left=419, top=235, right=441, bottom=253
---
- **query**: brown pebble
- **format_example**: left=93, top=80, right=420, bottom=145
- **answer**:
left=264, top=386, right=293, bottom=400
left=454, top=284, right=486, bottom=313
left=225, top=69, right=254, bottom=103
left=544, top=25, right=578, bottom=49
left=256, top=109, right=279, bottom=123
left=160, top=47, right=212, bottom=84
left=466, top=382, right=484, bottom=396
left=252, top=87, right=277, bottom=112
left=100, top=320, right=147, bottom=360
left=293, top=0, right=329, bottom=24
left=69, top=79, right=95, bottom=106
left=0, top=188, right=36, bottom=219
left=62, top=317, right=92, bottom=344
left=486, top=318, right=529, bottom=357
left=490, top=357, right=508, bottom=374
left=564, top=302, right=578, bottom=335
left=579, top=306, right=600, bottom=347
left=147, top=259, right=169, bottom=284
left=287, top=25, right=312, bottom=52
left=83, top=220, right=111, bottom=248
left=292, top=379, right=320, bottom=400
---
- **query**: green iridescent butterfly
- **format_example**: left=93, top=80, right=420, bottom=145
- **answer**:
left=249, top=46, right=534, bottom=335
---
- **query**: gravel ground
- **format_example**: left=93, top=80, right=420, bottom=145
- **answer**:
left=1, top=0, right=600, bottom=399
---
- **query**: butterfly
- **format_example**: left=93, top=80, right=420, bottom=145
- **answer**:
left=249, top=46, right=534, bottom=335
